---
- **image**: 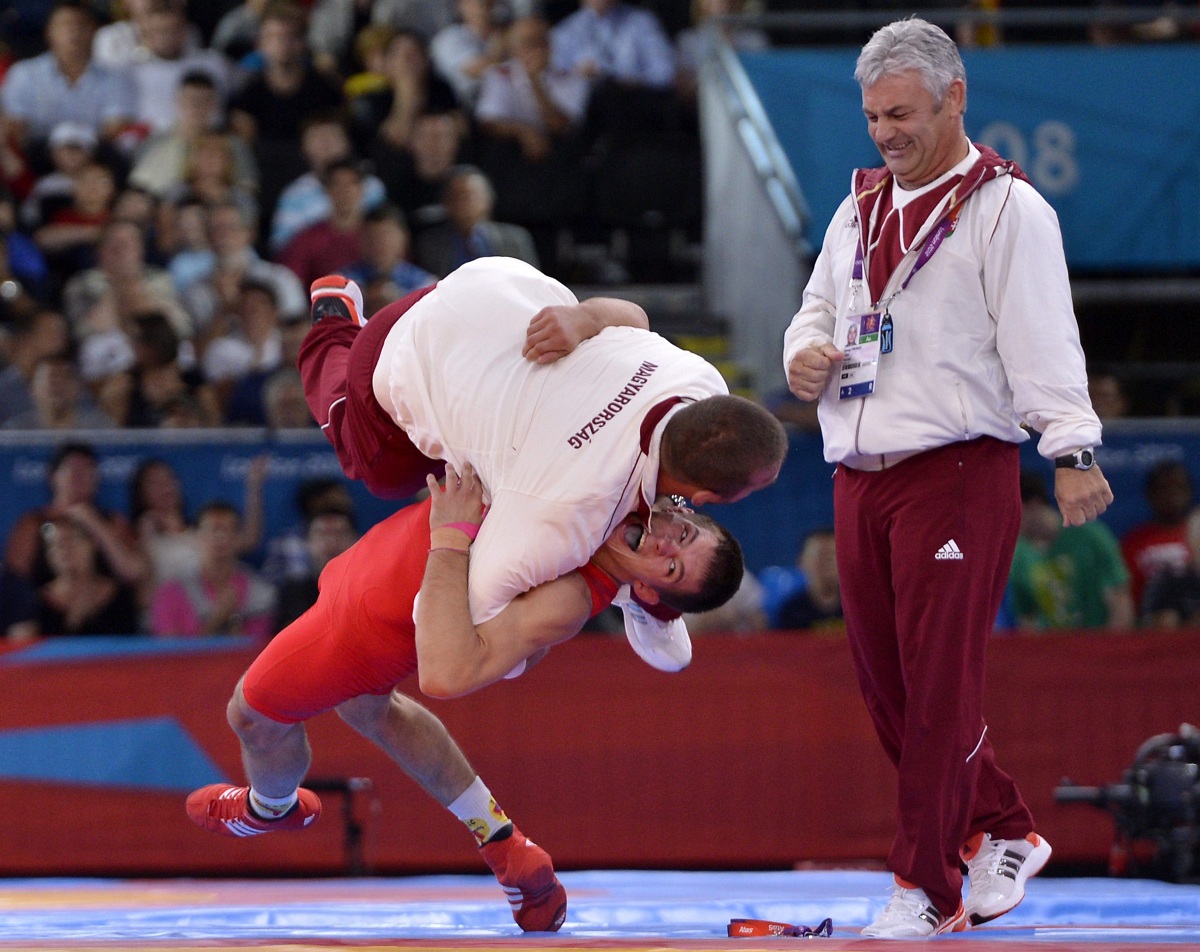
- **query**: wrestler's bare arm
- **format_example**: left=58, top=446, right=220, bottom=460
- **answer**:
left=522, top=297, right=649, bottom=364
left=415, top=465, right=593, bottom=699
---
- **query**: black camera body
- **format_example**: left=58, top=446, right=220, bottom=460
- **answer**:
left=1055, top=724, right=1200, bottom=882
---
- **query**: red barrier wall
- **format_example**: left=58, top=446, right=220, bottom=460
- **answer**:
left=0, top=631, right=1195, bottom=876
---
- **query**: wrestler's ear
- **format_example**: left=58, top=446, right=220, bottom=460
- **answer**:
left=630, top=580, right=661, bottom=604
left=690, top=490, right=720, bottom=507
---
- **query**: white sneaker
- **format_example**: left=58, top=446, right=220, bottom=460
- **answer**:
left=962, top=832, right=1052, bottom=925
left=612, top=585, right=692, bottom=672
left=861, top=878, right=967, bottom=938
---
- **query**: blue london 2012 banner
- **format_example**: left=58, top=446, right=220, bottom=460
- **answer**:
left=741, top=45, right=1200, bottom=270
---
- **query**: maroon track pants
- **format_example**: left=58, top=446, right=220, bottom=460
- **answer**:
left=834, top=437, right=1036, bottom=916
left=297, top=284, right=443, bottom=499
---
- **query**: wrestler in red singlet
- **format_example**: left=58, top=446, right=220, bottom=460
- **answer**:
left=242, top=498, right=616, bottom=724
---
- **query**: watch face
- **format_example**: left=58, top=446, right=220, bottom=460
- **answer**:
left=1078, top=449, right=1095, bottom=468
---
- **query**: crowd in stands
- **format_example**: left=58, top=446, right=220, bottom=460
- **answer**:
left=1, top=441, right=361, bottom=639
left=6, top=437, right=1197, bottom=640
left=1, top=1, right=1197, bottom=640
left=0, top=0, right=760, bottom=435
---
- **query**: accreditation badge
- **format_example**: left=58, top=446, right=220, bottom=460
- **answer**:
left=838, top=312, right=882, bottom=400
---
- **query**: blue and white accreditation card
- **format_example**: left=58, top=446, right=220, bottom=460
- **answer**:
left=838, top=312, right=882, bottom=400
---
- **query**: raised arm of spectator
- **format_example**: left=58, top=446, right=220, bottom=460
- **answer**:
left=63, top=504, right=148, bottom=586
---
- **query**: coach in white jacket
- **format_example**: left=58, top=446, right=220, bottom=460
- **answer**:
left=782, top=18, right=1112, bottom=939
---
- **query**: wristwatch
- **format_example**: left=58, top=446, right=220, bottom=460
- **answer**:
left=1054, top=448, right=1096, bottom=471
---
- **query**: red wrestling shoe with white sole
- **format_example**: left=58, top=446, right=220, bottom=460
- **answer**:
left=479, top=826, right=567, bottom=932
left=310, top=275, right=366, bottom=327
left=186, top=784, right=322, bottom=837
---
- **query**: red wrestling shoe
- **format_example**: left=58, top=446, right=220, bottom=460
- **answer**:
left=479, top=826, right=567, bottom=932
left=186, top=784, right=321, bottom=837
left=310, top=275, right=366, bottom=327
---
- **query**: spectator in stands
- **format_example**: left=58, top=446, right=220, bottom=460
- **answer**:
left=1121, top=460, right=1195, bottom=613
left=550, top=0, right=677, bottom=141
left=131, top=456, right=201, bottom=588
left=228, top=4, right=344, bottom=145
left=342, top=23, right=394, bottom=101
left=155, top=392, right=206, bottom=427
left=162, top=132, right=259, bottom=227
left=131, top=455, right=265, bottom=593
left=129, top=72, right=259, bottom=204
left=225, top=311, right=309, bottom=425
left=92, top=0, right=202, bottom=72
left=268, top=112, right=387, bottom=254
left=550, top=0, right=676, bottom=91
left=0, top=565, right=37, bottom=641
left=105, top=310, right=221, bottom=428
left=0, top=308, right=70, bottom=425
left=349, top=28, right=461, bottom=155
left=431, top=0, right=508, bottom=107
left=211, top=0, right=271, bottom=64
left=128, top=2, right=234, bottom=138
left=261, top=476, right=355, bottom=584
left=111, top=185, right=161, bottom=259
left=182, top=200, right=305, bottom=334
left=161, top=197, right=211, bottom=286
left=375, top=111, right=466, bottom=233
left=0, top=186, right=48, bottom=304
left=80, top=325, right=139, bottom=424
left=341, top=205, right=436, bottom=296
left=1141, top=505, right=1200, bottom=628
left=277, top=159, right=369, bottom=288
left=1007, top=470, right=1133, bottom=631
left=4, top=441, right=146, bottom=590
left=3, top=350, right=115, bottom=430
left=32, top=159, right=116, bottom=282
left=0, top=1, right=136, bottom=159
left=0, top=121, right=35, bottom=208
left=150, top=501, right=276, bottom=639
left=201, top=276, right=286, bottom=408
left=309, top=0, right=455, bottom=78
left=478, top=17, right=589, bottom=159
left=474, top=15, right=589, bottom=239
left=61, top=217, right=191, bottom=343
left=273, top=506, right=358, bottom=630
left=19, top=121, right=97, bottom=233
left=1087, top=371, right=1130, bottom=421
left=35, top=513, right=141, bottom=635
left=262, top=366, right=315, bottom=430
left=775, top=526, right=844, bottom=632
left=415, top=164, right=539, bottom=276
left=675, top=0, right=768, bottom=102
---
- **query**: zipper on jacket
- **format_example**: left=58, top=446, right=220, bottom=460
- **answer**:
left=955, top=381, right=970, bottom=441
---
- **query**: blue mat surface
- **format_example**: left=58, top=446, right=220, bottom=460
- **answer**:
left=1, top=870, right=1199, bottom=944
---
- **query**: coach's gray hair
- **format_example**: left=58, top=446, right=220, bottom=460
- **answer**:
left=855, top=17, right=966, bottom=105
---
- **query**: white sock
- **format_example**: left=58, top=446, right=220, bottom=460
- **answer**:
left=248, top=787, right=298, bottom=820
left=447, top=776, right=511, bottom=844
